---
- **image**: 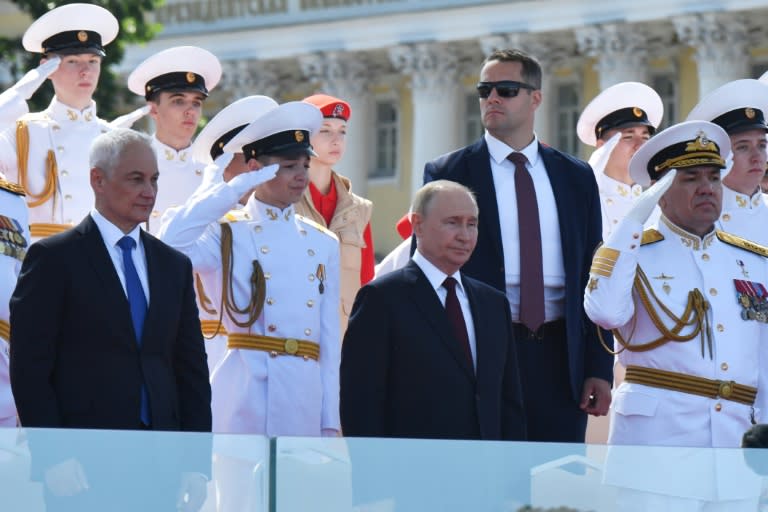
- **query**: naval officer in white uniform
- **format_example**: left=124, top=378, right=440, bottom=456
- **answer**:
left=127, top=45, right=222, bottom=233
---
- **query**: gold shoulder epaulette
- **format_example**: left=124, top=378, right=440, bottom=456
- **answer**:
left=716, top=230, right=768, bottom=257
left=641, top=229, right=664, bottom=246
left=0, top=178, right=25, bottom=197
left=218, top=209, right=251, bottom=224
left=296, top=214, right=338, bottom=240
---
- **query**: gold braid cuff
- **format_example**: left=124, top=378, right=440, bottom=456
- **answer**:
left=200, top=320, right=227, bottom=338
left=0, top=319, right=9, bottom=342
left=625, top=365, right=756, bottom=405
left=599, top=265, right=712, bottom=357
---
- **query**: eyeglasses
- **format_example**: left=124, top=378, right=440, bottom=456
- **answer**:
left=476, top=81, right=536, bottom=99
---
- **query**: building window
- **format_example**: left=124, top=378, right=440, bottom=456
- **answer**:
left=555, top=83, right=580, bottom=156
left=652, top=75, right=677, bottom=130
left=464, top=93, right=484, bottom=145
left=370, top=100, right=398, bottom=179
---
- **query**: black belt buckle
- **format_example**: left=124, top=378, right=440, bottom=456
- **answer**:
left=527, top=325, right=544, bottom=341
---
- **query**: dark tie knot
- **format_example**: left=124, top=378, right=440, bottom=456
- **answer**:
left=117, top=236, right=136, bottom=252
left=442, top=276, right=458, bottom=292
left=507, top=152, right=528, bottom=168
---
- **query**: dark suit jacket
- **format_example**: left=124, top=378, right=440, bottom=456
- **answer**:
left=340, top=260, right=526, bottom=440
left=9, top=215, right=211, bottom=431
left=423, top=139, right=613, bottom=400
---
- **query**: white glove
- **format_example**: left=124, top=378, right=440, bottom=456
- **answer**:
left=588, top=132, right=620, bottom=176
left=228, top=163, right=280, bottom=197
left=108, top=105, right=150, bottom=129
left=197, top=152, right=232, bottom=194
left=625, top=168, right=677, bottom=225
left=10, top=56, right=61, bottom=100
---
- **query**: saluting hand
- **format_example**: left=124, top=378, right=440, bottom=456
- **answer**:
left=12, top=55, right=61, bottom=100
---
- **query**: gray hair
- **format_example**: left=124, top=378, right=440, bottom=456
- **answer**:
left=90, top=128, right=154, bottom=175
left=412, top=180, right=477, bottom=218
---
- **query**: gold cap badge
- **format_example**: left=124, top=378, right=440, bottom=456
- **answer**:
left=746, top=107, right=756, bottom=119
left=295, top=131, right=305, bottom=142
left=633, top=107, right=643, bottom=118
left=77, top=31, right=88, bottom=42
left=186, top=72, right=196, bottom=84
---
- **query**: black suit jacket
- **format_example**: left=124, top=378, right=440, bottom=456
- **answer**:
left=10, top=215, right=211, bottom=431
left=423, top=139, right=613, bottom=399
left=340, top=260, right=526, bottom=440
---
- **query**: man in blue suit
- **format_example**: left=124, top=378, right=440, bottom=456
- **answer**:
left=423, top=48, right=612, bottom=442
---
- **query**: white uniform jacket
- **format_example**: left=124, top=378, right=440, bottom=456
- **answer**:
left=584, top=215, right=768, bottom=448
left=596, top=172, right=643, bottom=241
left=0, top=178, right=29, bottom=426
left=159, top=181, right=341, bottom=436
left=148, top=136, right=204, bottom=234
left=0, top=97, right=109, bottom=236
left=717, top=185, right=768, bottom=246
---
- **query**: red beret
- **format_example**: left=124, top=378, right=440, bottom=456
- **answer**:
left=303, top=93, right=351, bottom=122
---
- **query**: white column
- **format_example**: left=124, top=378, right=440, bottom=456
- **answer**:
left=299, top=51, right=371, bottom=195
left=576, top=23, right=649, bottom=89
left=389, top=43, right=461, bottom=196
left=674, top=12, right=750, bottom=98
left=219, top=59, right=281, bottom=101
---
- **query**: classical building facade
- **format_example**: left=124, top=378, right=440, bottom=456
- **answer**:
left=3, top=0, right=768, bottom=254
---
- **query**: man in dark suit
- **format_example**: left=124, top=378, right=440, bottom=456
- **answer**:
left=341, top=180, right=526, bottom=440
left=423, top=48, right=612, bottom=442
left=9, top=128, right=211, bottom=510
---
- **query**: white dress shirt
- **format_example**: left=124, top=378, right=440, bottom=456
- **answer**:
left=485, top=132, right=565, bottom=322
left=412, top=250, right=477, bottom=370
left=90, top=209, right=150, bottom=303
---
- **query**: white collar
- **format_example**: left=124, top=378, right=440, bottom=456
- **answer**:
left=243, top=194, right=295, bottom=223
left=90, top=209, right=142, bottom=247
left=484, top=131, right=540, bottom=167
left=47, top=96, right=97, bottom=124
left=412, top=250, right=464, bottom=295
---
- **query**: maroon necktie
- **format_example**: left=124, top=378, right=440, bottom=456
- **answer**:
left=442, top=277, right=473, bottom=366
left=508, top=152, right=545, bottom=332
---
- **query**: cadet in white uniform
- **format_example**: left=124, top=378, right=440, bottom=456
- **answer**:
left=687, top=79, right=768, bottom=246
left=0, top=4, right=118, bottom=239
left=584, top=120, right=768, bottom=448
left=160, top=100, right=341, bottom=436
left=179, top=95, right=279, bottom=377
left=127, top=46, right=222, bottom=233
left=0, top=175, right=28, bottom=427
left=577, top=82, right=663, bottom=241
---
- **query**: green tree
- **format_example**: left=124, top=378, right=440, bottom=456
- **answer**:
left=0, top=0, right=162, bottom=119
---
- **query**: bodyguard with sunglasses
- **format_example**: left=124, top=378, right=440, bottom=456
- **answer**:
left=423, top=48, right=612, bottom=443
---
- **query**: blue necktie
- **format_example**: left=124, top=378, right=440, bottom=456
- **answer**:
left=117, top=236, right=151, bottom=426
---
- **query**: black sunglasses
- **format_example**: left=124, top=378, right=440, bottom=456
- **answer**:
left=476, top=81, right=536, bottom=99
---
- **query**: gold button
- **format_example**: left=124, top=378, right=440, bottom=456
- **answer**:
left=151, top=210, right=160, bottom=217
left=717, top=324, right=724, bottom=332
left=64, top=194, right=72, bottom=200
left=630, top=244, right=636, bottom=249
left=304, top=328, right=311, bottom=336
left=195, top=169, right=202, bottom=176
left=721, top=362, right=728, bottom=371
left=722, top=214, right=731, bottom=222
left=709, top=288, right=717, bottom=296
left=714, top=403, right=722, bottom=412
left=269, top=351, right=278, bottom=358
left=61, top=170, right=68, bottom=177
left=266, top=298, right=274, bottom=305
left=702, top=253, right=709, bottom=261
left=254, top=226, right=262, bottom=233
left=57, top=146, right=64, bottom=152
left=606, top=198, right=613, bottom=205
left=308, top=274, right=315, bottom=281
left=284, top=338, right=299, bottom=355
left=308, top=249, right=315, bottom=256
left=261, top=246, right=269, bottom=254
left=264, top=272, right=271, bottom=280
left=307, top=300, right=314, bottom=308
left=632, top=233, right=640, bottom=239
left=268, top=324, right=276, bottom=332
